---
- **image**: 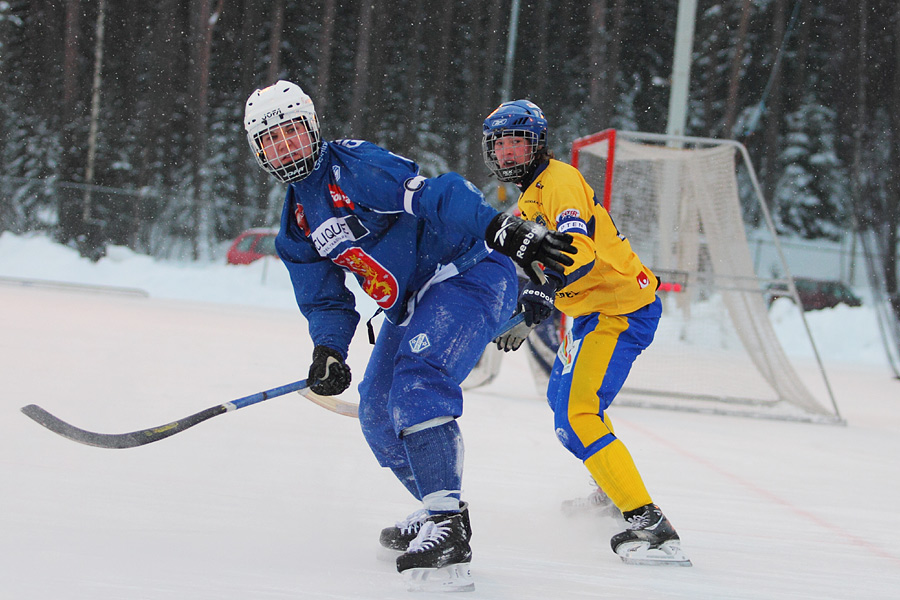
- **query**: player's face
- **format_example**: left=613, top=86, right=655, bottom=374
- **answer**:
left=258, top=120, right=314, bottom=168
left=492, top=135, right=532, bottom=167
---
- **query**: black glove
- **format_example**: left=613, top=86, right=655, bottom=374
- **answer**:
left=520, top=277, right=560, bottom=327
left=485, top=213, right=576, bottom=285
left=308, top=345, right=352, bottom=395
left=493, top=317, right=535, bottom=352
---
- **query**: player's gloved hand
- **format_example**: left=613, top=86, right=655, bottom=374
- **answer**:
left=308, top=345, right=352, bottom=395
left=485, top=213, right=576, bottom=285
left=520, top=276, right=560, bottom=327
left=493, top=317, right=534, bottom=352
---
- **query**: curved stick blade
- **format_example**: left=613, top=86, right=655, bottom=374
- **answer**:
left=299, top=390, right=359, bottom=418
left=21, top=404, right=225, bottom=449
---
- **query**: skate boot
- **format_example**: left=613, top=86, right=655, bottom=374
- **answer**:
left=396, top=512, right=474, bottom=592
left=610, top=503, right=691, bottom=566
left=379, top=502, right=470, bottom=552
left=561, top=482, right=622, bottom=521
left=380, top=508, right=428, bottom=552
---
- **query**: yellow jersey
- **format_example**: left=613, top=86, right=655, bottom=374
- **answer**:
left=516, top=159, right=657, bottom=317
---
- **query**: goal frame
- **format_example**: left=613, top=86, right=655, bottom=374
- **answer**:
left=570, top=129, right=842, bottom=424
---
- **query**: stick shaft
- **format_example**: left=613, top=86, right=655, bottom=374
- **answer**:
left=21, top=379, right=310, bottom=449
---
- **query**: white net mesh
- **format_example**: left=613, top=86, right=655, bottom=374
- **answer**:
left=573, top=132, right=838, bottom=421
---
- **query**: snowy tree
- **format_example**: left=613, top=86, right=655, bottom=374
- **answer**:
left=773, top=101, right=848, bottom=239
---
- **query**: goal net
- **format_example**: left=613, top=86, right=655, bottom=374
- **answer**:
left=570, top=130, right=842, bottom=423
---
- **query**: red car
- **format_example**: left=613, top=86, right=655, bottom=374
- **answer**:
left=226, top=228, right=279, bottom=265
left=768, top=277, right=862, bottom=311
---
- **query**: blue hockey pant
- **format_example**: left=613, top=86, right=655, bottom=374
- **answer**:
left=358, top=252, right=517, bottom=469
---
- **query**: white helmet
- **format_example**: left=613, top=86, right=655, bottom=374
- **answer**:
left=244, top=80, right=322, bottom=183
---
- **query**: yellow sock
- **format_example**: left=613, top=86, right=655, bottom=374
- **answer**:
left=584, top=440, right=652, bottom=513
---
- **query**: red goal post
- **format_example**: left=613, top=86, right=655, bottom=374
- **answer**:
left=571, top=128, right=617, bottom=212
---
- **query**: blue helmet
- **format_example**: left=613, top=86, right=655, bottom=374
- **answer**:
left=482, top=100, right=548, bottom=183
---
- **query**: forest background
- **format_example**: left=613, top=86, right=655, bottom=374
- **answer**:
left=0, top=0, right=898, bottom=297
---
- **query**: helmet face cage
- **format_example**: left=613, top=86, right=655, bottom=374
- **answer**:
left=244, top=81, right=322, bottom=184
left=482, top=128, right=543, bottom=183
left=249, top=116, right=321, bottom=184
left=482, top=100, right=548, bottom=184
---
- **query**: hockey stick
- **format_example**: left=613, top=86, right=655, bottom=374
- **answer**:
left=20, top=314, right=526, bottom=448
left=299, top=387, right=359, bottom=418
left=21, top=379, right=315, bottom=449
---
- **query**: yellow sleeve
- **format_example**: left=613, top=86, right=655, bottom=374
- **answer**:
left=538, top=166, right=598, bottom=282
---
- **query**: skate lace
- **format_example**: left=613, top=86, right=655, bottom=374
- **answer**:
left=407, top=519, right=451, bottom=553
left=626, top=513, right=652, bottom=530
left=395, top=509, right=428, bottom=535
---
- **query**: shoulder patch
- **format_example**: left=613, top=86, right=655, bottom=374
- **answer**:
left=556, top=209, right=587, bottom=235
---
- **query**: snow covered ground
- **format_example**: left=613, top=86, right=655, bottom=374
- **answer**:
left=2, top=231, right=899, bottom=599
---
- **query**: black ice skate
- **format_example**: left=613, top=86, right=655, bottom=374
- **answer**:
left=380, top=502, right=470, bottom=552
left=396, top=512, right=474, bottom=592
left=610, top=503, right=692, bottom=566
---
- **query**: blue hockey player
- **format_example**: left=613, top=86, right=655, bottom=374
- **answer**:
left=243, top=80, right=576, bottom=591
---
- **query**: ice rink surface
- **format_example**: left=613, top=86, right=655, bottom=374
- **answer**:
left=1, top=234, right=899, bottom=598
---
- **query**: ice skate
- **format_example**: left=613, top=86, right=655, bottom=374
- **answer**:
left=611, top=503, right=692, bottom=566
left=396, top=512, right=474, bottom=592
left=380, top=508, right=428, bottom=553
left=561, top=483, right=623, bottom=521
left=379, top=502, right=470, bottom=553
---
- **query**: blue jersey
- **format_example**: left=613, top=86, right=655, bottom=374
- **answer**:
left=275, top=139, right=501, bottom=358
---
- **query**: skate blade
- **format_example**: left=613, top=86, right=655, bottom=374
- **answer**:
left=402, top=563, right=475, bottom=592
left=616, top=540, right=693, bottom=567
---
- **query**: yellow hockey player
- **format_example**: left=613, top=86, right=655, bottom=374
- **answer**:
left=483, top=100, right=691, bottom=566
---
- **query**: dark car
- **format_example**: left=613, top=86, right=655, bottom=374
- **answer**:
left=226, top=228, right=279, bottom=265
left=768, top=277, right=862, bottom=311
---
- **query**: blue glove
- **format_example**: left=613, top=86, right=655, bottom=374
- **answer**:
left=519, top=276, right=560, bottom=327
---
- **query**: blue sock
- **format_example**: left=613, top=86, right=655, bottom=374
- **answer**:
left=401, top=420, right=463, bottom=513
left=390, top=465, right=422, bottom=500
